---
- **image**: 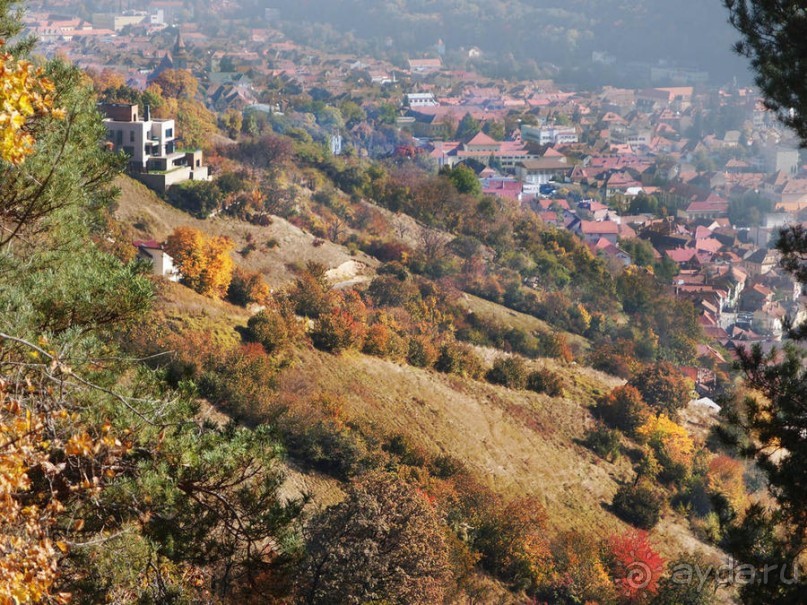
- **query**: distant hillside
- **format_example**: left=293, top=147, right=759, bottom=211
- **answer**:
left=262, top=0, right=749, bottom=83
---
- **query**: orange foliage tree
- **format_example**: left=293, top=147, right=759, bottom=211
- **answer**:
left=597, top=385, right=652, bottom=436
left=148, top=70, right=216, bottom=149
left=707, top=454, right=748, bottom=516
left=548, top=530, right=616, bottom=603
left=0, top=367, right=130, bottom=605
left=165, top=226, right=235, bottom=298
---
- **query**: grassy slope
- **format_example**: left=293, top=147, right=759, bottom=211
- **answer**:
left=280, top=347, right=627, bottom=533
left=117, top=175, right=729, bottom=586
left=458, top=291, right=590, bottom=352
left=115, top=175, right=377, bottom=289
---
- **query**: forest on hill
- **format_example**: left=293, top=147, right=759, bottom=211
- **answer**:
left=259, top=0, right=750, bottom=83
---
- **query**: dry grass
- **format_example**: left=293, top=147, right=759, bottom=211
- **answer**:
left=273, top=347, right=735, bottom=601
left=280, top=349, right=614, bottom=533
left=114, top=175, right=377, bottom=289
left=151, top=280, right=249, bottom=347
left=123, top=175, right=729, bottom=585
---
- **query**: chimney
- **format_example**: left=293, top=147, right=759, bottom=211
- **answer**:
left=144, top=104, right=151, bottom=122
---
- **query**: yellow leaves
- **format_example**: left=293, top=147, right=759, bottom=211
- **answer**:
left=65, top=432, right=95, bottom=457
left=0, top=393, right=60, bottom=604
left=0, top=374, right=129, bottom=604
left=164, top=227, right=235, bottom=298
left=0, top=50, right=63, bottom=165
left=637, top=414, right=695, bottom=469
left=707, top=454, right=748, bottom=514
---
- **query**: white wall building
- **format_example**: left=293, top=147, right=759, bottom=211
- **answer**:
left=520, top=124, right=579, bottom=146
left=100, top=103, right=209, bottom=192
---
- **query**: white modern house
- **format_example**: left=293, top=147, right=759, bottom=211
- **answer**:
left=100, top=102, right=209, bottom=192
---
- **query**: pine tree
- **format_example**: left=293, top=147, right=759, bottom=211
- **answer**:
left=724, top=0, right=807, bottom=146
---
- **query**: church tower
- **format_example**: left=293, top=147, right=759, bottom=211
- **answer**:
left=172, top=27, right=188, bottom=70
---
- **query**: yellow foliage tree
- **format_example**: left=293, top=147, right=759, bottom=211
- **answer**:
left=148, top=70, right=216, bottom=150
left=165, top=226, right=235, bottom=298
left=637, top=414, right=695, bottom=472
left=0, top=49, right=61, bottom=165
left=202, top=235, right=235, bottom=298
left=0, top=374, right=130, bottom=605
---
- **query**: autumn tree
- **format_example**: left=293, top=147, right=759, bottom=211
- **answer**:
left=628, top=362, right=693, bottom=417
left=0, top=59, right=118, bottom=247
left=151, top=68, right=199, bottom=99
left=486, top=355, right=528, bottom=389
left=607, top=529, right=665, bottom=603
left=226, top=267, right=270, bottom=307
left=526, top=368, right=564, bottom=396
left=637, top=414, right=695, bottom=484
left=148, top=70, right=216, bottom=149
left=164, top=226, right=235, bottom=298
left=245, top=304, right=297, bottom=354
left=707, top=454, right=748, bottom=517
left=612, top=481, right=665, bottom=529
left=298, top=472, right=451, bottom=604
left=473, top=497, right=552, bottom=591
left=0, top=50, right=59, bottom=166
left=596, top=385, right=652, bottom=436
left=85, top=67, right=126, bottom=94
left=310, top=291, right=368, bottom=353
left=221, top=108, right=242, bottom=138
left=547, top=531, right=616, bottom=603
left=287, top=262, right=332, bottom=318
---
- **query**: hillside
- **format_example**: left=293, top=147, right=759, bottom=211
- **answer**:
left=116, top=175, right=377, bottom=289
left=263, top=0, right=749, bottom=82
left=117, top=175, right=729, bottom=579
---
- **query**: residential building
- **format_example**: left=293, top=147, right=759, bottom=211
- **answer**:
left=521, top=124, right=579, bottom=146
left=404, top=93, right=439, bottom=108
left=100, top=103, right=209, bottom=192
left=133, top=240, right=179, bottom=280
left=515, top=156, right=573, bottom=192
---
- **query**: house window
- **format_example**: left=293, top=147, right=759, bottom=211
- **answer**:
left=130, top=130, right=135, bottom=143
left=166, top=128, right=173, bottom=138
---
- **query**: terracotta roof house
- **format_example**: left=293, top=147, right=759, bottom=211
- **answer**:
left=681, top=196, right=729, bottom=220
left=573, top=219, right=620, bottom=244
left=515, top=156, right=572, bottom=192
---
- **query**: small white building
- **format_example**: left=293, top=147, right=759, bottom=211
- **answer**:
left=133, top=240, right=179, bottom=281
left=404, top=93, right=439, bottom=108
